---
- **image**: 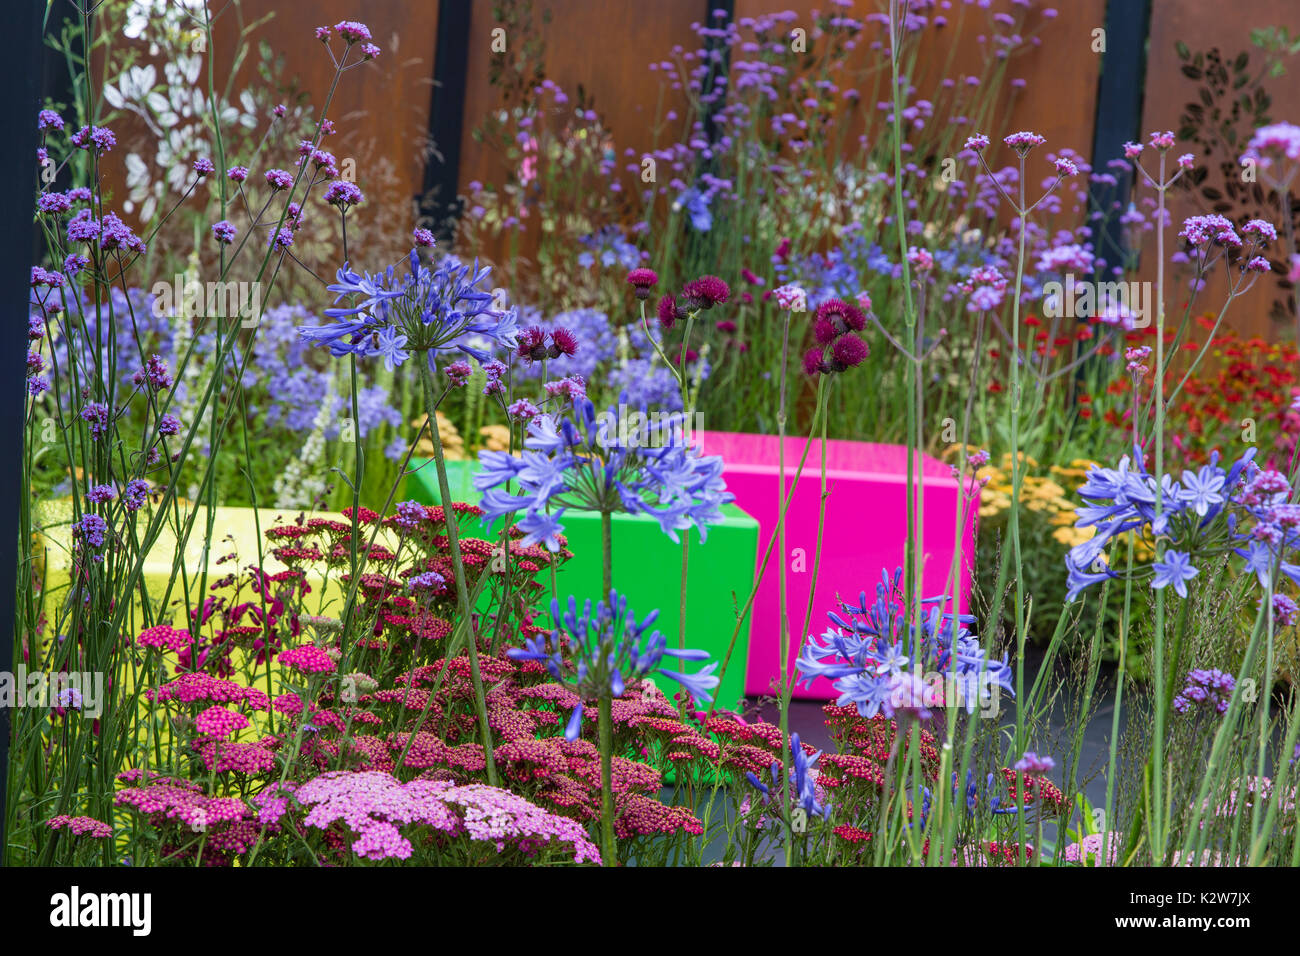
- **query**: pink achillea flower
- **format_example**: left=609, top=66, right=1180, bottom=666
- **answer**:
left=273, top=692, right=304, bottom=715
left=47, top=815, right=112, bottom=839
left=148, top=673, right=270, bottom=710
left=194, top=705, right=250, bottom=737
left=279, top=645, right=337, bottom=674
left=294, top=771, right=600, bottom=863
left=1063, top=832, right=1122, bottom=865
left=136, top=624, right=191, bottom=651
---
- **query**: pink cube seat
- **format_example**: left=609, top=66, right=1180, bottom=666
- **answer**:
left=696, top=431, right=978, bottom=699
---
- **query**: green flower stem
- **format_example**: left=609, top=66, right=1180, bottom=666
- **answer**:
left=418, top=359, right=498, bottom=787
left=598, top=509, right=617, bottom=865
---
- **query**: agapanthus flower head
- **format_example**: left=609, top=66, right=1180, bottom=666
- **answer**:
left=476, top=396, right=734, bottom=550
left=796, top=566, right=1012, bottom=718
left=681, top=275, right=730, bottom=310
left=300, top=250, right=514, bottom=367
left=626, top=268, right=658, bottom=299
left=508, top=590, right=719, bottom=737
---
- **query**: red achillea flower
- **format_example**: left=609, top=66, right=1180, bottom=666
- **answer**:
left=832, top=824, right=873, bottom=843
left=681, top=275, right=730, bottom=309
left=626, top=268, right=658, bottom=299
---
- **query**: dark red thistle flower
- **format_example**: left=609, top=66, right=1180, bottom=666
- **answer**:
left=802, top=347, right=826, bottom=376
left=626, top=268, right=659, bottom=300
left=814, top=298, right=866, bottom=341
left=831, top=334, right=869, bottom=368
left=549, top=328, right=579, bottom=357
left=517, top=326, right=549, bottom=362
left=716, top=320, right=737, bottom=333
left=657, top=293, right=684, bottom=329
left=682, top=275, right=730, bottom=310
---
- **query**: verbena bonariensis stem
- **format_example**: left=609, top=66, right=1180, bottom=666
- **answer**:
left=418, top=358, right=498, bottom=787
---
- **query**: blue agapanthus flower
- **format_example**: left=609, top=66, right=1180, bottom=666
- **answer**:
left=298, top=248, right=518, bottom=368
left=794, top=567, right=1013, bottom=719
left=507, top=591, right=719, bottom=739
left=744, top=732, right=830, bottom=820
left=473, top=395, right=734, bottom=551
left=1063, top=445, right=1300, bottom=600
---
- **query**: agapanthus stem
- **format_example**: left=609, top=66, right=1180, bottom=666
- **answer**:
left=602, top=509, right=613, bottom=596
left=418, top=359, right=498, bottom=786
left=598, top=693, right=617, bottom=865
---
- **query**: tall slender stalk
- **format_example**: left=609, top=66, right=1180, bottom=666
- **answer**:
left=418, top=360, right=498, bottom=786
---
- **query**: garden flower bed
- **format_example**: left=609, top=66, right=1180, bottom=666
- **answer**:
left=10, top=1, right=1300, bottom=890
